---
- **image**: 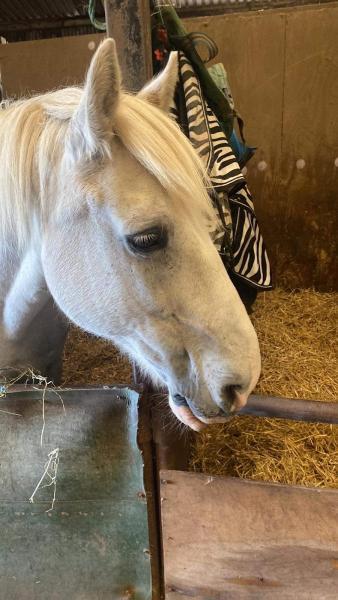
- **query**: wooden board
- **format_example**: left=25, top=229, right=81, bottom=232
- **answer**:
left=184, top=10, right=285, bottom=180
left=0, top=33, right=104, bottom=98
left=161, top=470, right=338, bottom=599
left=104, top=0, right=153, bottom=90
left=184, top=4, right=338, bottom=290
left=0, top=387, right=152, bottom=600
left=280, top=6, right=338, bottom=289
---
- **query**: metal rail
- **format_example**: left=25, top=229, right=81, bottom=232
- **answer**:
left=241, top=394, right=338, bottom=425
left=2, top=384, right=338, bottom=425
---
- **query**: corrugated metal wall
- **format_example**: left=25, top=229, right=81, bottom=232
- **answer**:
left=1, top=0, right=337, bottom=42
left=0, top=0, right=101, bottom=22
left=3, top=25, right=100, bottom=43
left=0, top=0, right=104, bottom=42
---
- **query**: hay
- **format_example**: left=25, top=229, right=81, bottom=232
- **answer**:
left=62, top=328, right=132, bottom=386
left=29, top=447, right=60, bottom=512
left=191, top=289, right=338, bottom=488
left=0, top=368, right=65, bottom=510
left=62, top=289, right=338, bottom=488
left=249, top=289, right=337, bottom=402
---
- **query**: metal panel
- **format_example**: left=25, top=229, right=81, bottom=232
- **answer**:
left=0, top=387, right=152, bottom=600
left=0, top=0, right=101, bottom=23
left=0, top=0, right=337, bottom=25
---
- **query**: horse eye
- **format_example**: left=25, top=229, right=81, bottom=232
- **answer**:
left=126, top=227, right=167, bottom=254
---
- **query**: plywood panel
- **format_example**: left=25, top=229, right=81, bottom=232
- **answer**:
left=184, top=11, right=285, bottom=194
left=161, top=470, right=338, bottom=599
left=184, top=6, right=338, bottom=290
left=0, top=33, right=104, bottom=97
left=280, top=6, right=338, bottom=289
left=184, top=11, right=285, bottom=289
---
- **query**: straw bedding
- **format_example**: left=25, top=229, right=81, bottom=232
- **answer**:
left=62, top=329, right=132, bottom=386
left=62, top=289, right=337, bottom=488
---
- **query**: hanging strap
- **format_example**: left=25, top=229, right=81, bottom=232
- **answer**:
left=88, top=0, right=107, bottom=31
left=187, top=32, right=218, bottom=63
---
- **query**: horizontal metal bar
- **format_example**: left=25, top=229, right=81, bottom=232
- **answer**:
left=241, top=394, right=338, bottom=425
left=2, top=385, right=337, bottom=424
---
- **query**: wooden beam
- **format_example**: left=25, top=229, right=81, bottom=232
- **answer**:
left=103, top=0, right=153, bottom=90
left=137, top=386, right=164, bottom=600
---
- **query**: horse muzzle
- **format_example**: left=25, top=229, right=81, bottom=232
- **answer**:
left=169, top=391, right=245, bottom=431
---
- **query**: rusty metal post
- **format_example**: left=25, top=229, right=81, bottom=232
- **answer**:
left=103, top=0, right=153, bottom=91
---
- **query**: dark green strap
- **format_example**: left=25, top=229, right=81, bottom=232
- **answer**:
left=187, top=32, right=218, bottom=63
left=88, top=0, right=107, bottom=31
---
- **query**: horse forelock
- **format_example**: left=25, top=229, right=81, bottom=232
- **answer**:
left=114, top=94, right=215, bottom=226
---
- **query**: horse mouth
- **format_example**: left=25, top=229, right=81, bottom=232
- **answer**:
left=170, top=393, right=234, bottom=431
left=169, top=394, right=207, bottom=432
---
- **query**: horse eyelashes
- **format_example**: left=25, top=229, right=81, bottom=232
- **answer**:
left=126, top=226, right=168, bottom=255
left=135, top=232, right=159, bottom=247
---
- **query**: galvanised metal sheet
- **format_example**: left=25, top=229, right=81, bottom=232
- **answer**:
left=0, top=0, right=97, bottom=23
left=0, top=387, right=152, bottom=600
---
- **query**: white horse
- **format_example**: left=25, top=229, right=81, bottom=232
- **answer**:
left=0, top=39, right=260, bottom=431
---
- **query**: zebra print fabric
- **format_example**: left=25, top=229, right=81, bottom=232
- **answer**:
left=171, top=53, right=272, bottom=290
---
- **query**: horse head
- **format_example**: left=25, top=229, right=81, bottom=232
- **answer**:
left=42, top=39, right=261, bottom=430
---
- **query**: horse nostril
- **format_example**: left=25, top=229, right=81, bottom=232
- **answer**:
left=224, top=384, right=239, bottom=402
left=221, top=384, right=247, bottom=413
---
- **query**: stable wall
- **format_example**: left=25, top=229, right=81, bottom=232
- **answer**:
left=184, top=3, right=338, bottom=290
left=0, top=4, right=337, bottom=290
left=0, top=33, right=104, bottom=97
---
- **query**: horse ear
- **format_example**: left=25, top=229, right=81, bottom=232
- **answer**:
left=138, top=52, right=178, bottom=113
left=70, top=38, right=121, bottom=159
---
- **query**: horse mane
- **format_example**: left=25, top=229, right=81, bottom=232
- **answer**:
left=0, top=85, right=214, bottom=250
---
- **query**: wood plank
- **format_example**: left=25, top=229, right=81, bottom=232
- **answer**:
left=0, top=34, right=104, bottom=98
left=280, top=5, right=338, bottom=289
left=104, top=0, right=153, bottom=90
left=161, top=470, right=338, bottom=599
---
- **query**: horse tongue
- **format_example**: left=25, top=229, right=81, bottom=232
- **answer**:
left=169, top=398, right=206, bottom=432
